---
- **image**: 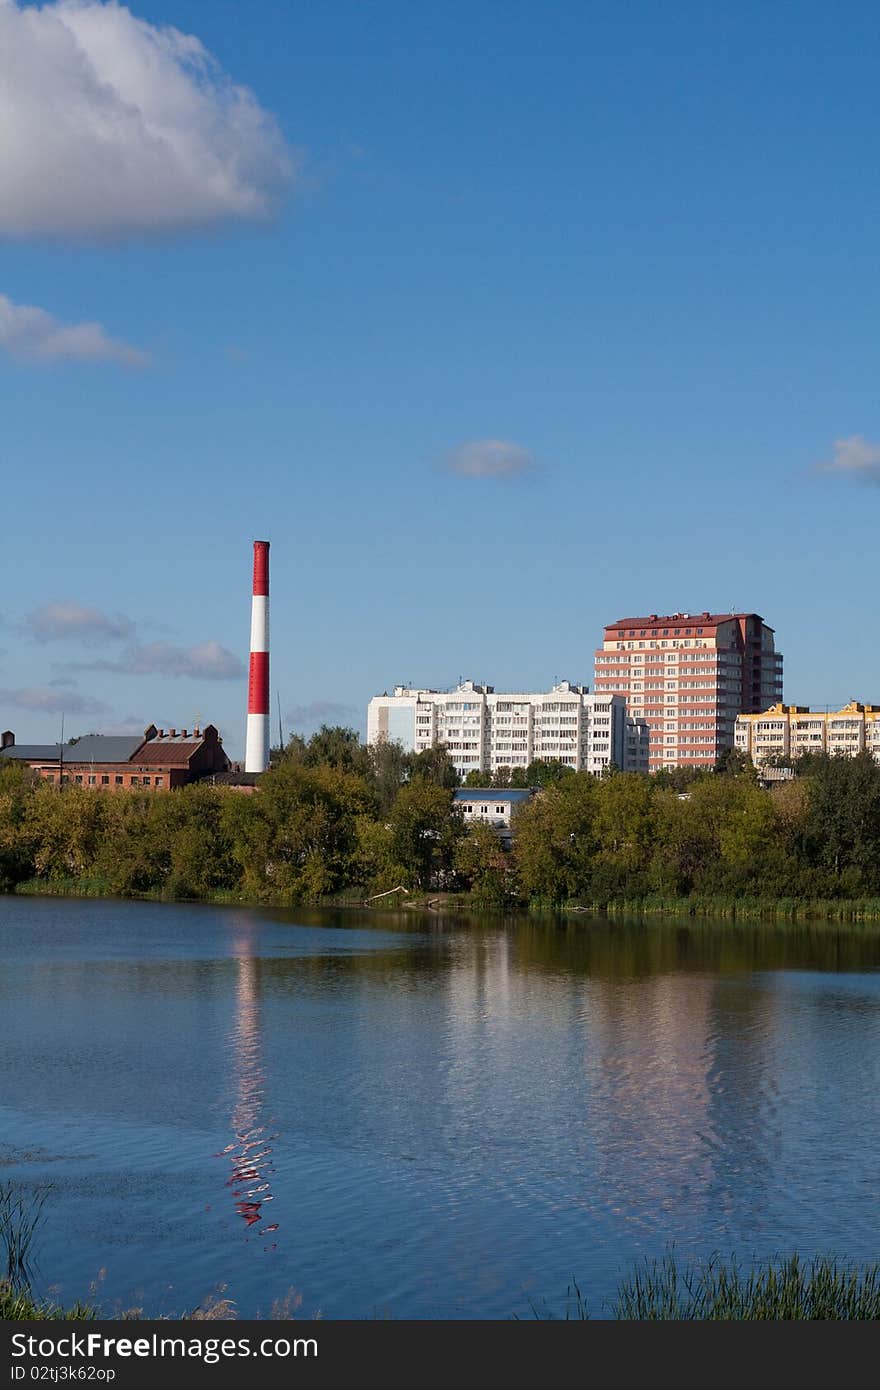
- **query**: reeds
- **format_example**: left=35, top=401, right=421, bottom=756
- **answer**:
left=612, top=1253, right=880, bottom=1320
left=0, top=1279, right=95, bottom=1321
left=550, top=896, right=880, bottom=923
left=0, top=1182, right=52, bottom=1286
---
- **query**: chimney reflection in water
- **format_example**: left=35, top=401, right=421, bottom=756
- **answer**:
left=217, top=945, right=279, bottom=1242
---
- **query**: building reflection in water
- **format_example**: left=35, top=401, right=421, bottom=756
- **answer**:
left=217, top=941, right=279, bottom=1241
left=581, top=975, right=717, bottom=1216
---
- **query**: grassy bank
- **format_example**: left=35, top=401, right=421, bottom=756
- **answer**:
left=8, top=877, right=465, bottom=913
left=10, top=876, right=880, bottom=925
left=549, top=895, right=880, bottom=923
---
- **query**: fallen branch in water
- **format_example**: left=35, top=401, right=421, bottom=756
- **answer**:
left=363, top=886, right=410, bottom=904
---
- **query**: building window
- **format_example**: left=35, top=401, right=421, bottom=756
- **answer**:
left=155, top=776, right=163, bottom=787
left=142, top=777, right=151, bottom=786
left=115, top=776, right=123, bottom=786
left=75, top=775, right=83, bottom=784
left=101, top=775, right=109, bottom=785
left=88, top=775, right=96, bottom=786
left=130, top=776, right=138, bottom=785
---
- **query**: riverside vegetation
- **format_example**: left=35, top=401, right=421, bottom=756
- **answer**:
left=5, top=1181, right=880, bottom=1321
left=8, top=1256, right=880, bottom=1320
left=2, top=728, right=880, bottom=918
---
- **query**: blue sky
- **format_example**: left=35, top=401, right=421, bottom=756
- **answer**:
left=1, top=0, right=878, bottom=756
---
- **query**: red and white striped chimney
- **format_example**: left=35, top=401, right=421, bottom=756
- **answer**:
left=245, top=540, right=270, bottom=773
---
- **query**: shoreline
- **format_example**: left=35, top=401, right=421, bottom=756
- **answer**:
left=7, top=878, right=880, bottom=924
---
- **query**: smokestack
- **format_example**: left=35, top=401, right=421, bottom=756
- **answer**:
left=245, top=540, right=270, bottom=773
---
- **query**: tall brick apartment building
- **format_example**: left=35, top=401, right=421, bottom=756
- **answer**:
left=593, top=612, right=783, bottom=770
left=0, top=724, right=231, bottom=789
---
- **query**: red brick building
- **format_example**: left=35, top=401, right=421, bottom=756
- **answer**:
left=593, top=612, right=783, bottom=770
left=0, top=724, right=231, bottom=789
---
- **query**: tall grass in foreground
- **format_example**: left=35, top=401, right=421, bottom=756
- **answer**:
left=0, top=1184, right=52, bottom=1285
left=0, top=1281, right=95, bottom=1321
left=611, top=1253, right=880, bottom=1319
left=7, top=1252, right=880, bottom=1321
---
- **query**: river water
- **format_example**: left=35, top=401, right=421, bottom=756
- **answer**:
left=2, top=895, right=880, bottom=1319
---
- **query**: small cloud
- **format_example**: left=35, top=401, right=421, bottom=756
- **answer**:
left=0, top=294, right=148, bottom=367
left=286, top=700, right=359, bottom=734
left=0, top=686, right=107, bottom=715
left=441, top=439, right=537, bottom=479
left=72, top=640, right=245, bottom=681
left=0, top=0, right=295, bottom=242
left=23, top=602, right=136, bottom=644
left=818, top=435, right=880, bottom=485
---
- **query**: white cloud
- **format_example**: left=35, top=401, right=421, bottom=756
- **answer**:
left=24, top=601, right=136, bottom=643
left=125, top=641, right=245, bottom=680
left=0, top=294, right=147, bottom=366
left=0, top=0, right=295, bottom=240
left=0, top=686, right=107, bottom=714
left=820, top=435, right=880, bottom=484
left=442, top=439, right=537, bottom=479
left=73, top=640, right=245, bottom=680
left=27, top=599, right=243, bottom=681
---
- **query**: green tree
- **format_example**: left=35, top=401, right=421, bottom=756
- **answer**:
left=92, top=792, right=171, bottom=895
left=591, top=773, right=657, bottom=897
left=453, top=821, right=516, bottom=906
left=715, top=748, right=756, bottom=778
left=270, top=733, right=307, bottom=766
left=513, top=776, right=599, bottom=903
left=523, top=759, right=575, bottom=788
left=226, top=761, right=374, bottom=901
left=303, top=725, right=372, bottom=777
left=0, top=761, right=37, bottom=888
left=801, top=753, right=880, bottom=894
left=23, top=783, right=110, bottom=882
left=368, top=739, right=413, bottom=816
left=464, top=768, right=488, bottom=787
left=409, top=744, right=460, bottom=789
left=389, top=782, right=462, bottom=889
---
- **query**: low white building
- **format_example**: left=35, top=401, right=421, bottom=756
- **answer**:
left=367, top=680, right=649, bottom=778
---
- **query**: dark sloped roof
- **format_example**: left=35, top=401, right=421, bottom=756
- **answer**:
left=0, top=744, right=62, bottom=761
left=63, top=735, right=145, bottom=763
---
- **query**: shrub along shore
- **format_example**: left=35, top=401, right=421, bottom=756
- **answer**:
left=2, top=727, right=880, bottom=919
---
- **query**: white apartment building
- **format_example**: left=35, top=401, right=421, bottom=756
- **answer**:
left=735, top=702, right=880, bottom=766
left=367, top=680, right=649, bottom=778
